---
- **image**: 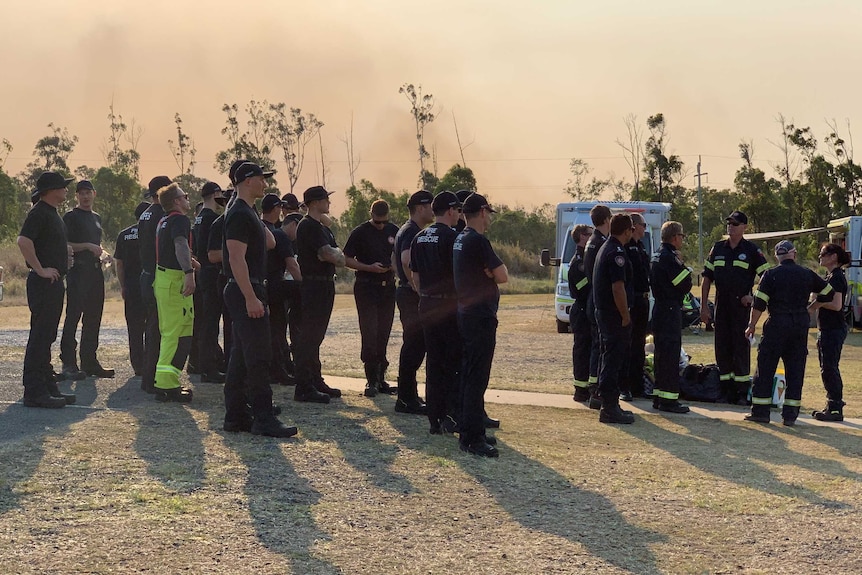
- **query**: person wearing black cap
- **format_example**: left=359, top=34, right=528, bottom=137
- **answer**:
left=649, top=221, right=693, bottom=414
left=280, top=193, right=302, bottom=220
left=261, top=192, right=296, bottom=385
left=453, top=193, right=507, bottom=457
left=745, top=240, right=830, bottom=425
left=593, top=213, right=635, bottom=425
left=344, top=199, right=400, bottom=397
left=622, top=212, right=651, bottom=400
left=453, top=190, right=472, bottom=234
left=280, top=211, right=303, bottom=377
left=583, top=204, right=612, bottom=410
left=222, top=163, right=298, bottom=437
left=701, top=210, right=769, bottom=403
left=59, top=180, right=114, bottom=379
left=293, top=185, right=343, bottom=403
left=114, top=202, right=149, bottom=375
left=393, top=190, right=434, bottom=414
left=191, top=181, right=226, bottom=383
left=138, top=175, right=173, bottom=394
left=411, top=191, right=463, bottom=434
left=17, top=172, right=77, bottom=408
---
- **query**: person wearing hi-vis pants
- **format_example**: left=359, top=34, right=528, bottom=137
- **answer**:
left=153, top=182, right=196, bottom=402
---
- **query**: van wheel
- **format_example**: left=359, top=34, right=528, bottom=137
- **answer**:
left=556, top=319, right=569, bottom=333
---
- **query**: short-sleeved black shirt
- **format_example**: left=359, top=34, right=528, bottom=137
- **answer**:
left=753, top=260, right=829, bottom=317
left=193, top=207, right=219, bottom=270
left=344, top=220, right=398, bottom=281
left=410, top=223, right=458, bottom=297
left=114, top=223, right=142, bottom=290
left=453, top=227, right=504, bottom=317
left=626, top=238, right=651, bottom=294
left=593, top=236, right=632, bottom=312
left=223, top=199, right=267, bottom=281
left=296, top=216, right=337, bottom=278
left=818, top=267, right=848, bottom=330
left=395, top=219, right=423, bottom=287
left=138, top=203, right=165, bottom=275
left=264, top=220, right=294, bottom=282
left=156, top=212, right=191, bottom=271
left=207, top=214, right=226, bottom=274
left=64, top=207, right=103, bottom=266
left=19, top=201, right=68, bottom=274
left=703, top=238, right=769, bottom=299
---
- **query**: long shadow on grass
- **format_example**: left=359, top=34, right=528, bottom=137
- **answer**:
left=222, top=431, right=341, bottom=574
left=106, top=377, right=207, bottom=493
left=622, top=415, right=858, bottom=508
left=297, top=399, right=417, bottom=495
left=0, top=379, right=94, bottom=514
left=382, top=410, right=665, bottom=574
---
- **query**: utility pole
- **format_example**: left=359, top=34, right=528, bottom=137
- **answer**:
left=696, top=156, right=708, bottom=265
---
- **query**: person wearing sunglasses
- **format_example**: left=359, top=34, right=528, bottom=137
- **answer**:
left=701, top=210, right=769, bottom=404
left=808, top=243, right=851, bottom=421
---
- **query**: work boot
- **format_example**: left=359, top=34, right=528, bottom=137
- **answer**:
left=599, top=403, right=635, bottom=424
left=656, top=399, right=690, bottom=414
left=23, top=394, right=66, bottom=409
left=200, top=371, right=226, bottom=384
left=483, top=412, right=501, bottom=428
left=812, top=401, right=845, bottom=422
left=61, top=364, right=86, bottom=381
left=744, top=406, right=771, bottom=423
left=294, top=382, right=331, bottom=404
left=459, top=438, right=499, bottom=458
left=154, top=387, right=193, bottom=403
left=395, top=397, right=427, bottom=415
left=47, top=381, right=76, bottom=405
left=781, top=405, right=800, bottom=426
left=314, top=377, right=341, bottom=398
left=250, top=415, right=299, bottom=438
left=588, top=384, right=602, bottom=410
left=363, top=363, right=378, bottom=398
left=84, top=364, right=115, bottom=379
left=376, top=363, right=397, bottom=395
left=573, top=386, right=590, bottom=402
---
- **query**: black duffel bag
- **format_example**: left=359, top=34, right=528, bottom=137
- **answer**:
left=679, top=363, right=723, bottom=403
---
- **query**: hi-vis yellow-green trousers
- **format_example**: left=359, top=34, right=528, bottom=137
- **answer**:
left=154, top=267, right=194, bottom=390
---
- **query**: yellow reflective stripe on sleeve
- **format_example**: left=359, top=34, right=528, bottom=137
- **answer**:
left=588, top=376, right=598, bottom=384
left=573, top=379, right=589, bottom=389
left=751, top=396, right=772, bottom=405
left=783, top=399, right=802, bottom=407
left=713, top=260, right=726, bottom=267
left=719, top=373, right=733, bottom=381
left=733, top=375, right=750, bottom=382
left=704, top=261, right=714, bottom=271
left=755, top=290, right=769, bottom=303
left=756, top=262, right=770, bottom=275
left=575, top=277, right=588, bottom=290
left=820, top=284, right=834, bottom=296
left=732, top=260, right=750, bottom=269
left=655, top=390, right=679, bottom=400
left=671, top=268, right=691, bottom=286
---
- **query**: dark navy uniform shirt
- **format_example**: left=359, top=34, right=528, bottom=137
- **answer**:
left=296, top=216, right=337, bottom=278
left=64, top=207, right=102, bottom=266
left=223, top=199, right=267, bottom=281
left=593, top=236, right=632, bottom=312
left=343, top=220, right=398, bottom=282
left=410, top=223, right=458, bottom=297
left=207, top=214, right=225, bottom=275
left=20, top=201, right=68, bottom=274
left=583, top=229, right=607, bottom=286
left=626, top=238, right=651, bottom=295
left=263, top=220, right=294, bottom=283
left=395, top=219, right=423, bottom=288
left=453, top=227, right=504, bottom=318
left=650, top=242, right=693, bottom=304
left=567, top=245, right=589, bottom=311
left=818, top=267, right=848, bottom=331
left=138, top=203, right=165, bottom=275
left=703, top=238, right=769, bottom=299
left=193, top=207, right=219, bottom=270
left=754, top=260, right=830, bottom=317
left=114, top=223, right=142, bottom=296
left=156, top=212, right=191, bottom=271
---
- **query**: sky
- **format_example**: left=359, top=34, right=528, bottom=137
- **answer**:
left=2, top=0, right=860, bottom=215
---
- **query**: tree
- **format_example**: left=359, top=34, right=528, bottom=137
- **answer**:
left=101, top=101, right=142, bottom=179
left=339, top=112, right=361, bottom=188
left=643, top=113, right=684, bottom=203
left=20, top=123, right=78, bottom=189
left=399, top=83, right=436, bottom=188
left=213, top=101, right=278, bottom=178
left=269, top=104, right=324, bottom=194
left=0, top=167, right=27, bottom=241
left=769, top=114, right=804, bottom=229
left=338, top=179, right=410, bottom=243
left=824, top=119, right=862, bottom=215
left=168, top=112, right=197, bottom=176
left=433, top=164, right=477, bottom=195
left=0, top=138, right=12, bottom=170
left=735, top=142, right=787, bottom=233
left=88, top=167, right=146, bottom=242
left=616, top=113, right=643, bottom=200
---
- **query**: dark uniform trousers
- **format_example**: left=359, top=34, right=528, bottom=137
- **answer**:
left=223, top=282, right=274, bottom=421
left=354, top=278, right=396, bottom=367
left=218, top=273, right=233, bottom=368
left=188, top=284, right=203, bottom=370
left=283, top=280, right=301, bottom=374
left=140, top=271, right=160, bottom=388
left=267, top=278, right=291, bottom=379
left=123, top=284, right=145, bottom=375
left=420, top=297, right=461, bottom=425
left=818, top=325, right=848, bottom=402
left=624, top=294, right=650, bottom=395
left=458, top=313, right=496, bottom=445
left=751, top=313, right=809, bottom=420
left=714, top=295, right=752, bottom=395
left=60, top=263, right=104, bottom=370
left=586, top=293, right=600, bottom=385
left=652, top=300, right=682, bottom=399
left=569, top=304, right=591, bottom=389
left=396, top=285, right=425, bottom=401
left=197, top=268, right=222, bottom=374
left=295, top=279, right=335, bottom=388
left=23, top=273, right=65, bottom=398
left=596, top=308, right=631, bottom=405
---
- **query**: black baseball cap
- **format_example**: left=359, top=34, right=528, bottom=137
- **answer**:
left=228, top=159, right=250, bottom=185
left=407, top=190, right=433, bottom=207
left=726, top=210, right=748, bottom=225
left=775, top=240, right=796, bottom=256
left=146, top=176, right=172, bottom=199
left=35, top=171, right=74, bottom=193
left=303, top=185, right=334, bottom=204
left=432, top=191, right=460, bottom=212
left=201, top=181, right=222, bottom=197
left=134, top=201, right=149, bottom=219
left=461, top=193, right=497, bottom=215
left=215, top=187, right=232, bottom=207
left=454, top=189, right=473, bottom=204
left=283, top=212, right=303, bottom=226
left=281, top=193, right=300, bottom=210
left=234, top=162, right=275, bottom=185
left=76, top=180, right=95, bottom=192
left=261, top=193, right=284, bottom=212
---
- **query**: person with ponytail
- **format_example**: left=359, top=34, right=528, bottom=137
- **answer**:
left=808, top=243, right=851, bottom=421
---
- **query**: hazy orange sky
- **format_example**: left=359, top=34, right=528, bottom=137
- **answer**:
left=2, top=0, right=860, bottom=215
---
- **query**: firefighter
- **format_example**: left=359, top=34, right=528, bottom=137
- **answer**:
left=567, top=223, right=593, bottom=402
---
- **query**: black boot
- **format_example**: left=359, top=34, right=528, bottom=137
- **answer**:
left=813, top=400, right=845, bottom=422
left=587, top=383, right=602, bottom=410
left=781, top=405, right=801, bottom=426
left=294, top=381, right=331, bottom=404
left=599, top=402, right=635, bottom=424
left=364, top=363, right=378, bottom=397
left=376, top=363, right=397, bottom=395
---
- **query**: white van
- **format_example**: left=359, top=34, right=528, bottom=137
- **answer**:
left=540, top=201, right=672, bottom=332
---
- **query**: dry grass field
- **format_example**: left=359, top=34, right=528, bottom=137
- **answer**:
left=2, top=294, right=862, bottom=574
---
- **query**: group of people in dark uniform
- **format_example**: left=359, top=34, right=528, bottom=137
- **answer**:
left=568, top=206, right=851, bottom=425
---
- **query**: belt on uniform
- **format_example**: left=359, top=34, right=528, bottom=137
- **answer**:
left=356, top=278, right=393, bottom=286
left=420, top=293, right=457, bottom=299
left=73, top=260, right=102, bottom=270
left=227, top=278, right=267, bottom=286
left=304, top=274, right=336, bottom=282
